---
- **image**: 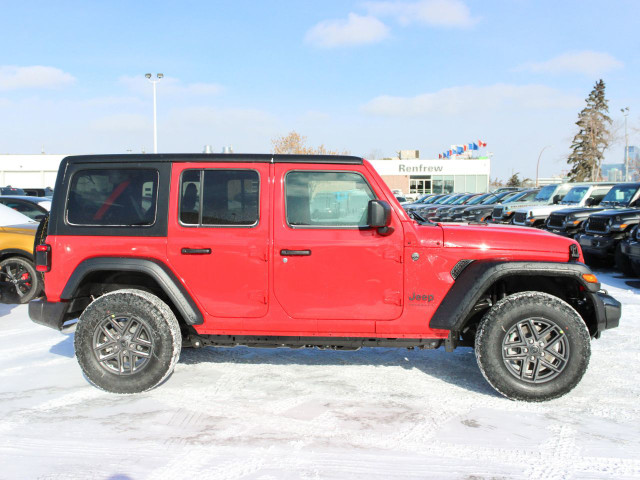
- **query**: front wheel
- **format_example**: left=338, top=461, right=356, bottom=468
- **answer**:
left=475, top=291, right=591, bottom=402
left=75, top=289, right=181, bottom=393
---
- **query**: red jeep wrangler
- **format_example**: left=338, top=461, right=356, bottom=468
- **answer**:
left=30, top=154, right=621, bottom=401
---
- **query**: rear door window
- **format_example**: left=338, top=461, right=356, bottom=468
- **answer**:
left=67, top=169, right=158, bottom=226
left=179, top=169, right=260, bottom=226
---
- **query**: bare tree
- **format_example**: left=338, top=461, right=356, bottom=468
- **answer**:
left=272, top=131, right=349, bottom=155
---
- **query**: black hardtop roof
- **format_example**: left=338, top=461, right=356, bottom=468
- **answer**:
left=64, top=153, right=364, bottom=165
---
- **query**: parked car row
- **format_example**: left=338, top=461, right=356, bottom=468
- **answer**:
left=402, top=181, right=640, bottom=276
left=1, top=185, right=54, bottom=197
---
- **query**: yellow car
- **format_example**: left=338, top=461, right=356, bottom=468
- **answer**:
left=0, top=203, right=41, bottom=303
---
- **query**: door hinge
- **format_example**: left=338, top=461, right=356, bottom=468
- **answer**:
left=383, top=291, right=402, bottom=306
left=249, top=246, right=268, bottom=261
left=248, top=291, right=267, bottom=304
left=383, top=249, right=403, bottom=263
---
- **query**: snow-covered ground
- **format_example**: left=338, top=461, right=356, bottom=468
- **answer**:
left=1, top=270, right=639, bottom=480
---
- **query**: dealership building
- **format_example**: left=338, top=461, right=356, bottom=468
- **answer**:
left=369, top=154, right=491, bottom=196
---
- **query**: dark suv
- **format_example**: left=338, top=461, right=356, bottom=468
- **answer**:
left=575, top=183, right=640, bottom=272
left=29, top=154, right=620, bottom=401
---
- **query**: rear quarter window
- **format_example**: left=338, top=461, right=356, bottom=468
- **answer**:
left=66, top=169, right=158, bottom=226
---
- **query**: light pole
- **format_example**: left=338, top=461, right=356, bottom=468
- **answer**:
left=621, top=107, right=629, bottom=181
left=535, top=145, right=551, bottom=187
left=145, top=73, right=164, bottom=153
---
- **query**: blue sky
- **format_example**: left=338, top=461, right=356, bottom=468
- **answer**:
left=1, top=0, right=638, bottom=179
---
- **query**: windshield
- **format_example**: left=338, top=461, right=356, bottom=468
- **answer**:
left=534, top=185, right=558, bottom=202
left=561, top=186, right=589, bottom=204
left=467, top=193, right=492, bottom=205
left=442, top=195, right=463, bottom=205
left=451, top=194, right=474, bottom=205
left=600, top=185, right=639, bottom=206
left=416, top=194, right=431, bottom=203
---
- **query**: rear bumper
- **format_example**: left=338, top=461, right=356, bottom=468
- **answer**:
left=29, top=298, right=69, bottom=331
left=593, top=291, right=621, bottom=335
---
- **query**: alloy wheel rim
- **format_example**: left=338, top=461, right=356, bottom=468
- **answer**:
left=501, top=317, right=570, bottom=384
left=1, top=262, right=33, bottom=298
left=92, top=314, right=154, bottom=375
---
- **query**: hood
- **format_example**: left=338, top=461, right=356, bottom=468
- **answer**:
left=0, top=223, right=39, bottom=235
left=551, top=206, right=604, bottom=217
left=589, top=208, right=640, bottom=219
left=440, top=223, right=576, bottom=254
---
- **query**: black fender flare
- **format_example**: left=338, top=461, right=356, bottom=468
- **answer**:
left=61, top=257, right=203, bottom=325
left=429, top=260, right=600, bottom=332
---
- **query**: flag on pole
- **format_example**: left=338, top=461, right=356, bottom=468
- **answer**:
left=456, top=146, right=463, bottom=154
left=472, top=143, right=478, bottom=150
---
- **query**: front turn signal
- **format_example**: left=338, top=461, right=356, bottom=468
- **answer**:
left=582, top=273, right=599, bottom=284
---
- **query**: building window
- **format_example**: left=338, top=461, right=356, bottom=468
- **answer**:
left=409, top=175, right=431, bottom=194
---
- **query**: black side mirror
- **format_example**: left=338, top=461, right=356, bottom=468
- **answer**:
left=35, top=214, right=45, bottom=221
left=553, top=194, right=561, bottom=204
left=367, top=200, right=393, bottom=235
left=584, top=197, right=594, bottom=207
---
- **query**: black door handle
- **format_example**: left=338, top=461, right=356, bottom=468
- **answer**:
left=280, top=249, right=311, bottom=256
left=181, top=248, right=211, bottom=255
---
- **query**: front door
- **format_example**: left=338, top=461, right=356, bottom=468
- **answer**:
left=167, top=163, right=270, bottom=322
left=272, top=165, right=404, bottom=328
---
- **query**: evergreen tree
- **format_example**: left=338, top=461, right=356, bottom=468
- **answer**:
left=506, top=173, right=521, bottom=187
left=567, top=79, right=612, bottom=181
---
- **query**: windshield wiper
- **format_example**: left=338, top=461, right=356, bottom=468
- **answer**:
left=410, top=210, right=435, bottom=225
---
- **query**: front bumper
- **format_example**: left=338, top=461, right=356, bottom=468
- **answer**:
left=592, top=291, right=621, bottom=336
left=577, top=233, right=619, bottom=256
left=620, top=239, right=640, bottom=260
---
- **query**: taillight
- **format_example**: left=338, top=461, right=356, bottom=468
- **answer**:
left=35, top=244, right=51, bottom=272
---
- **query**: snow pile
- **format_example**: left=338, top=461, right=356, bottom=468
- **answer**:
left=0, top=271, right=639, bottom=479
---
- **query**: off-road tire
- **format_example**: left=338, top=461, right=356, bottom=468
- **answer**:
left=0, top=256, right=41, bottom=304
left=75, top=289, right=181, bottom=394
left=615, top=243, right=635, bottom=277
left=475, top=291, right=591, bottom=402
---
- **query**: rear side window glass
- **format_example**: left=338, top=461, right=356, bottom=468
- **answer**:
left=285, top=171, right=375, bottom=227
left=67, top=169, right=158, bottom=226
left=180, top=169, right=259, bottom=226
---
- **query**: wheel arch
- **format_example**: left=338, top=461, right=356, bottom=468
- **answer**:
left=61, top=257, right=203, bottom=326
left=0, top=248, right=34, bottom=263
left=430, top=260, right=602, bottom=339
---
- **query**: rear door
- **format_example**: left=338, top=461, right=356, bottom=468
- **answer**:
left=167, top=162, right=270, bottom=323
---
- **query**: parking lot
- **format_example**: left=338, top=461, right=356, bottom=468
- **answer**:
left=1, top=269, right=639, bottom=480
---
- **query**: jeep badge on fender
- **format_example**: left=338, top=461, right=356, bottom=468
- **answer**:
left=29, top=153, right=621, bottom=401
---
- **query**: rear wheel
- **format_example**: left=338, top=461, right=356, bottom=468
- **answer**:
left=0, top=257, right=41, bottom=303
left=475, top=291, right=591, bottom=402
left=75, top=289, right=181, bottom=393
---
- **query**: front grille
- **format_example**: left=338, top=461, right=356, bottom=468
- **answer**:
left=514, top=212, right=527, bottom=224
left=492, top=207, right=503, bottom=219
left=548, top=214, right=565, bottom=228
left=586, top=217, right=610, bottom=233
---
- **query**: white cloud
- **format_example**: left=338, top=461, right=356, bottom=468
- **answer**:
left=0, top=65, right=75, bottom=90
left=517, top=51, right=623, bottom=77
left=305, top=13, right=389, bottom=48
left=118, top=75, right=224, bottom=96
left=89, top=113, right=148, bottom=133
left=361, top=84, right=581, bottom=117
left=364, top=0, right=477, bottom=27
